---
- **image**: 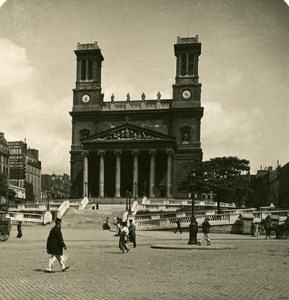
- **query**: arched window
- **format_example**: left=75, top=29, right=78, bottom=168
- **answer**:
left=180, top=126, right=192, bottom=144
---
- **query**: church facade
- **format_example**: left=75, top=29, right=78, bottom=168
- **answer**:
left=69, top=36, right=204, bottom=199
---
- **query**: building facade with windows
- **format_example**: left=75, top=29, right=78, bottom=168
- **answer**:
left=8, top=141, right=42, bottom=201
left=70, top=36, right=204, bottom=199
left=0, top=132, right=9, bottom=177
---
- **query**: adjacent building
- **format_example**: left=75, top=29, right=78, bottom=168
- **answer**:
left=8, top=141, right=42, bottom=201
left=249, top=164, right=289, bottom=209
left=0, top=132, right=9, bottom=177
left=0, top=132, right=9, bottom=205
left=70, top=36, right=204, bottom=199
left=279, top=162, right=289, bottom=208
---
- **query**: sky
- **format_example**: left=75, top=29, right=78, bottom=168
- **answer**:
left=0, top=0, right=288, bottom=176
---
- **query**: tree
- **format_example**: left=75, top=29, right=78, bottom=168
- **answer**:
left=7, top=189, right=16, bottom=202
left=24, top=181, right=35, bottom=202
left=179, top=156, right=251, bottom=213
left=41, top=174, right=53, bottom=194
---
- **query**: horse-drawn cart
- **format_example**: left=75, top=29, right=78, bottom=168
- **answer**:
left=276, top=218, right=289, bottom=239
left=0, top=212, right=11, bottom=241
left=261, top=216, right=289, bottom=239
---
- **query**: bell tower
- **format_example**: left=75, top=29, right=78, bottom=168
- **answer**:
left=172, top=36, right=201, bottom=107
left=73, top=42, right=104, bottom=110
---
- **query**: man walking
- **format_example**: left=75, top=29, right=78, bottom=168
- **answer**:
left=201, top=218, right=211, bottom=245
left=16, top=221, right=23, bottom=238
left=175, top=219, right=182, bottom=234
left=46, top=218, right=69, bottom=273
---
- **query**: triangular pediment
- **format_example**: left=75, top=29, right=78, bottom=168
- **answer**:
left=82, top=123, right=175, bottom=144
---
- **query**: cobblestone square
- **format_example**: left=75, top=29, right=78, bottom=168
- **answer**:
left=1, top=225, right=289, bottom=300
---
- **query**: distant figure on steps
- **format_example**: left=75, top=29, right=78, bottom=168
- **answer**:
left=103, top=217, right=111, bottom=230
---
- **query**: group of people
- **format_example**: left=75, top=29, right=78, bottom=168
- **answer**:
left=45, top=215, right=135, bottom=272
left=251, top=222, right=259, bottom=237
left=16, top=211, right=213, bottom=273
left=15, top=209, right=286, bottom=274
left=102, top=213, right=137, bottom=254
left=118, top=219, right=136, bottom=253
left=175, top=217, right=211, bottom=246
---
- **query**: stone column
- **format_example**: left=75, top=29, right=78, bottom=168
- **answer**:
left=115, top=151, right=121, bottom=198
left=132, top=150, right=139, bottom=198
left=83, top=151, right=89, bottom=197
left=166, top=149, right=174, bottom=198
left=149, top=149, right=156, bottom=198
left=98, top=150, right=105, bottom=197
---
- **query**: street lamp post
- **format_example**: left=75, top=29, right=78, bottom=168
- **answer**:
left=191, top=192, right=195, bottom=220
left=47, top=192, right=50, bottom=211
left=125, top=190, right=129, bottom=211
left=134, top=182, right=137, bottom=200
left=128, top=192, right=132, bottom=214
left=188, top=173, right=198, bottom=245
left=143, top=181, right=147, bottom=197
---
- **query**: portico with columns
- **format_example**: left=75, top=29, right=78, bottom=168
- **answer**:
left=79, top=123, right=175, bottom=198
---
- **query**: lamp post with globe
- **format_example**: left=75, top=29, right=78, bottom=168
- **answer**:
left=188, top=173, right=198, bottom=245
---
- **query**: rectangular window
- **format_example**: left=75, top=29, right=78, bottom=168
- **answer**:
left=188, top=54, right=194, bottom=75
left=81, top=59, right=86, bottom=80
left=87, top=60, right=93, bottom=80
left=181, top=54, right=187, bottom=75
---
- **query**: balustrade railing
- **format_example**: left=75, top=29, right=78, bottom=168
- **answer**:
left=8, top=212, right=44, bottom=223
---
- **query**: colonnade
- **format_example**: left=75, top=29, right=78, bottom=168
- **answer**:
left=82, top=149, right=174, bottom=198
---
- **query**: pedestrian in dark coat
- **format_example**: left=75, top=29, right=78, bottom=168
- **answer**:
left=46, top=218, right=68, bottom=273
left=16, top=221, right=23, bottom=238
left=128, top=219, right=136, bottom=247
left=201, top=218, right=211, bottom=245
left=175, top=219, right=182, bottom=234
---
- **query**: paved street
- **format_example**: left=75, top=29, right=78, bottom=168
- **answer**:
left=1, top=223, right=289, bottom=300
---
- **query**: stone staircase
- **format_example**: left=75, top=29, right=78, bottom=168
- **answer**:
left=62, top=204, right=125, bottom=229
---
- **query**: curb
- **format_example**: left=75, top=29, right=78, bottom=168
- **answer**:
left=151, top=244, right=237, bottom=250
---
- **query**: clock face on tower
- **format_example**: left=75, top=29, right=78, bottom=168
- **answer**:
left=81, top=94, right=90, bottom=103
left=181, top=89, right=192, bottom=100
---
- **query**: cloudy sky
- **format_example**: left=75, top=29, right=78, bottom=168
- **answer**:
left=0, top=0, right=288, bottom=175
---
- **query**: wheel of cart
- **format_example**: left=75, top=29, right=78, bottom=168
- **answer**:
left=0, top=212, right=11, bottom=242
left=0, top=227, right=10, bottom=241
left=276, top=222, right=289, bottom=239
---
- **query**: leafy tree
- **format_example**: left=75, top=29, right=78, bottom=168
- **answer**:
left=178, top=159, right=205, bottom=195
left=7, top=189, right=16, bottom=202
left=24, top=181, right=35, bottom=202
left=41, top=174, right=53, bottom=194
left=179, top=156, right=251, bottom=213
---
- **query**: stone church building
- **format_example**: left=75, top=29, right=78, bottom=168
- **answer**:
left=69, top=36, right=204, bottom=199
